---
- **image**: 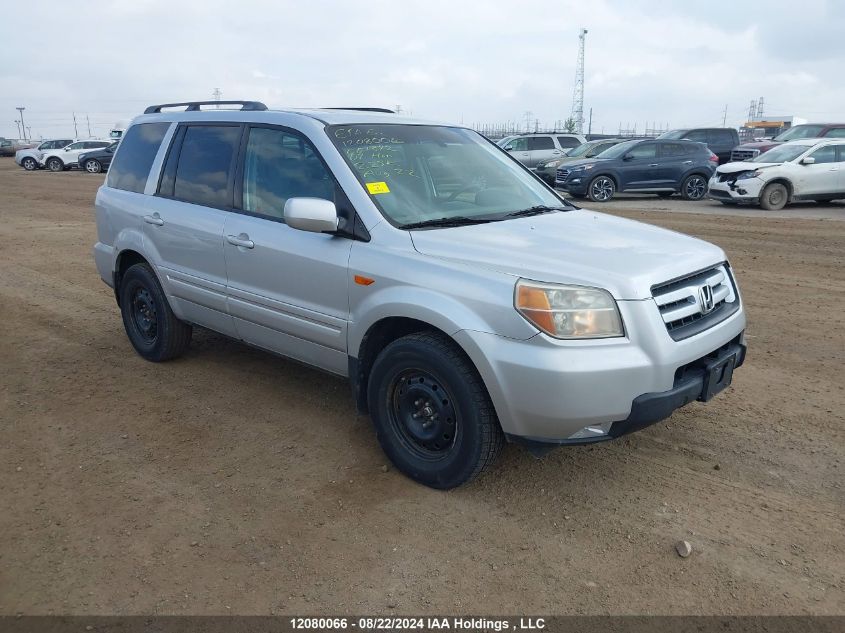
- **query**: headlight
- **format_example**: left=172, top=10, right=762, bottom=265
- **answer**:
left=736, top=170, right=761, bottom=180
left=571, top=164, right=594, bottom=172
left=544, top=159, right=562, bottom=169
left=515, top=280, right=623, bottom=339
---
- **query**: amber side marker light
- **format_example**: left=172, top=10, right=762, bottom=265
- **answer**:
left=354, top=275, right=375, bottom=286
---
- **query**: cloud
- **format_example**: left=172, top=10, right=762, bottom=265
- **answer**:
left=1, top=0, right=843, bottom=139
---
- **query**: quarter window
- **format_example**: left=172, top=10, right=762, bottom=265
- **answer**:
left=108, top=122, right=170, bottom=194
left=173, top=125, right=240, bottom=207
left=242, top=127, right=334, bottom=220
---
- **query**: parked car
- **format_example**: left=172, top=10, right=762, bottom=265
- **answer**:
left=93, top=100, right=746, bottom=489
left=659, top=128, right=739, bottom=164
left=15, top=138, right=76, bottom=171
left=535, top=138, right=625, bottom=185
left=0, top=139, right=19, bottom=157
left=555, top=138, right=718, bottom=202
left=41, top=139, right=113, bottom=171
left=78, top=142, right=119, bottom=173
left=730, top=123, right=845, bottom=162
left=708, top=139, right=845, bottom=210
left=501, top=133, right=587, bottom=170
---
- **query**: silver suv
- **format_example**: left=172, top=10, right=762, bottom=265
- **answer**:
left=501, top=133, right=586, bottom=169
left=93, top=100, right=747, bottom=489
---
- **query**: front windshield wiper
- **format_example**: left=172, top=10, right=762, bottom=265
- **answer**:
left=503, top=204, right=570, bottom=218
left=400, top=216, right=495, bottom=230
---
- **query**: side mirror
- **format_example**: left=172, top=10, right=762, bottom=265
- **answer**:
left=504, top=146, right=514, bottom=151
left=284, top=198, right=339, bottom=234
left=623, top=154, right=634, bottom=161
left=801, top=156, right=815, bottom=165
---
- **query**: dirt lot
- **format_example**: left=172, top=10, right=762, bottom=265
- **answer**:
left=1, top=158, right=843, bottom=616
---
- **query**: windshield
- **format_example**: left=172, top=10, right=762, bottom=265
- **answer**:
left=751, top=144, right=810, bottom=163
left=658, top=130, right=688, bottom=140
left=329, top=124, right=568, bottom=228
left=774, top=125, right=825, bottom=142
left=593, top=139, right=639, bottom=159
left=566, top=142, right=598, bottom=158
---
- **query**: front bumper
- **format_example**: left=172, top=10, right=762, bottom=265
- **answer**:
left=708, top=177, right=764, bottom=202
left=454, top=298, right=746, bottom=444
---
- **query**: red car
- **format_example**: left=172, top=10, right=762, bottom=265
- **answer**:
left=730, top=123, right=845, bottom=161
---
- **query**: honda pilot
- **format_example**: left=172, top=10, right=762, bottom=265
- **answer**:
left=93, top=101, right=746, bottom=489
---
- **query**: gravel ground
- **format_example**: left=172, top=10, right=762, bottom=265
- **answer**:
left=1, top=159, right=843, bottom=615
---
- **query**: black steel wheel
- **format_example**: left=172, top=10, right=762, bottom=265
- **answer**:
left=119, top=263, right=192, bottom=362
left=367, top=331, right=503, bottom=488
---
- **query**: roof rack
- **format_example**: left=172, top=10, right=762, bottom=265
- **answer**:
left=322, top=107, right=395, bottom=113
left=143, top=101, right=268, bottom=114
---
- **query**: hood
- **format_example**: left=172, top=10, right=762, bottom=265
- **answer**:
left=735, top=140, right=781, bottom=150
left=560, top=158, right=604, bottom=170
left=716, top=161, right=780, bottom=174
left=409, top=210, right=725, bottom=300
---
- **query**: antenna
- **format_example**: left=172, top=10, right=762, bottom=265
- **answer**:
left=570, top=28, right=588, bottom=134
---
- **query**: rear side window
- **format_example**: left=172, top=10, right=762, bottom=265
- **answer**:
left=683, top=130, right=708, bottom=143
left=824, top=127, right=845, bottom=138
left=172, top=125, right=241, bottom=207
left=659, top=143, right=691, bottom=157
left=528, top=136, right=554, bottom=150
left=556, top=136, right=581, bottom=148
left=108, top=122, right=170, bottom=193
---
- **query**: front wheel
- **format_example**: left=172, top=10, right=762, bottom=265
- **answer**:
left=21, top=156, right=38, bottom=171
left=367, top=332, right=503, bottom=489
left=119, top=263, right=192, bottom=362
left=46, top=157, right=64, bottom=172
left=680, top=174, right=708, bottom=200
left=587, top=175, right=615, bottom=202
left=84, top=159, right=102, bottom=173
left=760, top=182, right=788, bottom=210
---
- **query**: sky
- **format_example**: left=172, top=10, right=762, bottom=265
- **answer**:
left=1, top=0, right=844, bottom=140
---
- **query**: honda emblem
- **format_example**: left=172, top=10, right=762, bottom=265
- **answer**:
left=699, top=285, right=715, bottom=314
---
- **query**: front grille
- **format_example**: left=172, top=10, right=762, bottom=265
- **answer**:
left=555, top=168, right=570, bottom=183
left=730, top=149, right=759, bottom=162
left=652, top=264, right=740, bottom=341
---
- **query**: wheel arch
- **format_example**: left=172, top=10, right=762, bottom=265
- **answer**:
left=113, top=249, right=150, bottom=306
left=45, top=155, right=65, bottom=169
left=764, top=177, right=794, bottom=198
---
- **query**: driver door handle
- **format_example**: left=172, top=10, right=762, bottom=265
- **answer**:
left=143, top=213, right=164, bottom=226
left=226, top=234, right=254, bottom=249
left=648, top=163, right=659, bottom=167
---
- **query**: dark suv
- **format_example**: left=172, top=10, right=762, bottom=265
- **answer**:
left=659, top=128, right=739, bottom=164
left=555, top=138, right=718, bottom=202
left=730, top=123, right=845, bottom=162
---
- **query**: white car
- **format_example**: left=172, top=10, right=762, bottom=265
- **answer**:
left=708, top=139, right=845, bottom=210
left=41, top=139, right=113, bottom=172
left=14, top=138, right=76, bottom=171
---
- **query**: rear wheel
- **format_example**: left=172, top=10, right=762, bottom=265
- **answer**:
left=680, top=174, right=708, bottom=200
left=367, top=331, right=503, bottom=489
left=84, top=159, right=102, bottom=173
left=760, top=182, right=788, bottom=210
left=587, top=175, right=615, bottom=202
left=119, top=263, right=192, bottom=362
left=21, top=156, right=38, bottom=171
left=46, top=157, right=64, bottom=172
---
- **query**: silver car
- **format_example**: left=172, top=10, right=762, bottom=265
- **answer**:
left=93, top=101, right=747, bottom=489
left=500, top=133, right=587, bottom=169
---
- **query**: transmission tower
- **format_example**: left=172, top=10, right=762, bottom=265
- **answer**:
left=756, top=96, right=765, bottom=119
left=569, top=28, right=587, bottom=134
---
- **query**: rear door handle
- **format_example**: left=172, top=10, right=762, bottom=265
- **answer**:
left=683, top=160, right=693, bottom=164
left=143, top=213, right=163, bottom=226
left=648, top=163, right=659, bottom=167
left=226, top=234, right=254, bottom=249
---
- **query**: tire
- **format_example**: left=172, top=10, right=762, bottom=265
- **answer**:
left=760, top=182, right=788, bottom=210
left=367, top=331, right=504, bottom=489
left=680, top=174, right=708, bottom=200
left=119, top=263, right=192, bottom=362
left=46, top=157, right=64, bottom=172
left=84, top=159, right=102, bottom=174
left=587, top=175, right=615, bottom=202
left=657, top=192, right=674, bottom=198
left=21, top=156, right=38, bottom=171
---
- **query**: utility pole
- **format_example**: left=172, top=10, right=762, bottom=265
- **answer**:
left=72, top=112, right=79, bottom=138
left=588, top=107, right=593, bottom=136
left=14, top=120, right=21, bottom=138
left=722, top=104, right=728, bottom=127
left=86, top=115, right=92, bottom=137
left=569, top=28, right=587, bottom=134
left=16, top=107, right=27, bottom=140
left=212, top=88, right=222, bottom=109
